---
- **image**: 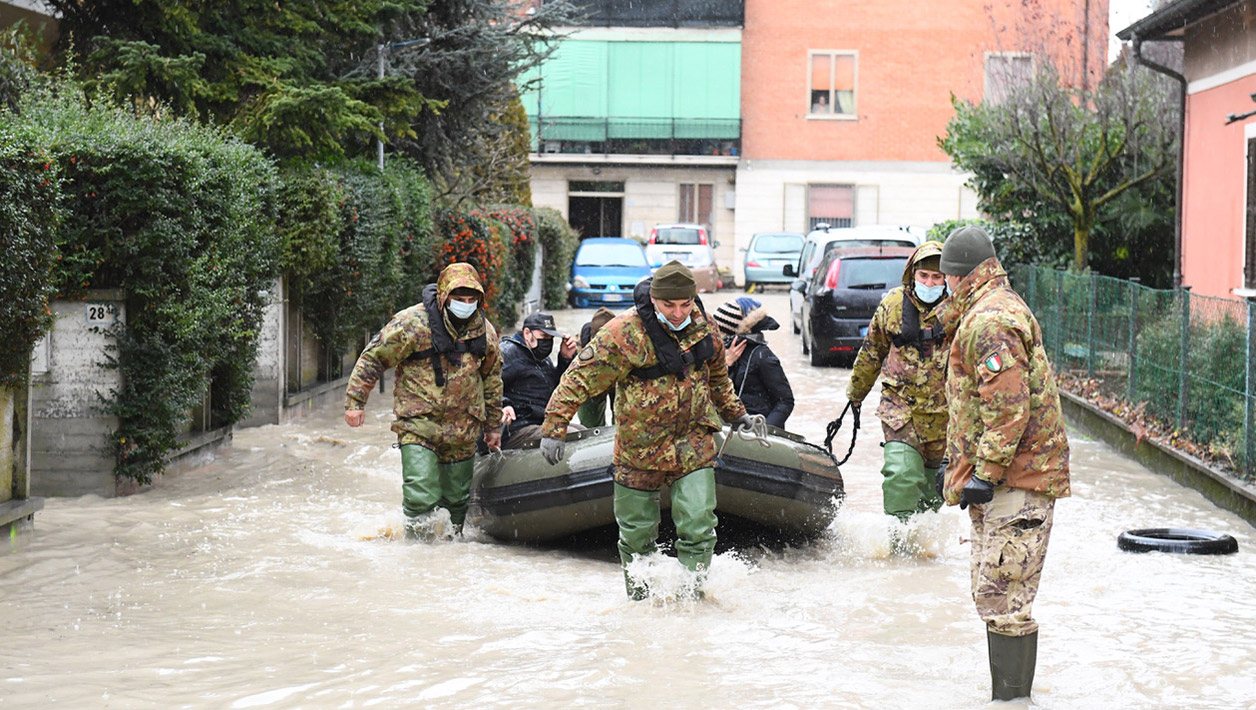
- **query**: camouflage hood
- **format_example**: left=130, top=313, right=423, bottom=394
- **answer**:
left=901, top=241, right=945, bottom=300
left=436, top=262, right=485, bottom=307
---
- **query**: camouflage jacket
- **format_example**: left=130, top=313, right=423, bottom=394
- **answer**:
left=846, top=241, right=950, bottom=439
left=344, top=264, right=503, bottom=449
left=943, top=257, right=1071, bottom=504
left=541, top=300, right=746, bottom=481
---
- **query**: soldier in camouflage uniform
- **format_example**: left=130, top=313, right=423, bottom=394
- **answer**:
left=846, top=241, right=950, bottom=521
left=538, top=261, right=753, bottom=600
left=344, top=262, right=504, bottom=537
left=939, top=226, right=1071, bottom=702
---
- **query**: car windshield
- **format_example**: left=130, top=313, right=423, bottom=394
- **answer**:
left=753, top=234, right=803, bottom=253
left=655, top=227, right=702, bottom=245
left=824, top=238, right=915, bottom=253
left=838, top=257, right=908, bottom=289
left=576, top=243, right=648, bottom=267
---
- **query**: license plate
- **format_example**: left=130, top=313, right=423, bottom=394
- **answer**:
left=860, top=325, right=868, bottom=337
left=666, top=252, right=688, bottom=261
left=603, top=294, right=623, bottom=302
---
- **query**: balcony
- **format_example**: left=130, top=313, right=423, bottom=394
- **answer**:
left=530, top=116, right=741, bottom=159
left=557, top=0, right=744, bottom=27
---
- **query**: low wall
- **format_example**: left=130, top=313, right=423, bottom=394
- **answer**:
left=1060, top=390, right=1256, bottom=528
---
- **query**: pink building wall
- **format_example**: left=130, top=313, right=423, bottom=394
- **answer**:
left=1181, top=76, right=1256, bottom=299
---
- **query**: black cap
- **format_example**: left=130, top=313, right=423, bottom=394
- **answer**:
left=522, top=312, right=561, bottom=337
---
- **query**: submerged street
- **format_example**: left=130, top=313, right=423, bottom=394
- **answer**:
left=2, top=293, right=1254, bottom=709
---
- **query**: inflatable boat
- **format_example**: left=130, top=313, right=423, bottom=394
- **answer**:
left=468, top=425, right=844, bottom=543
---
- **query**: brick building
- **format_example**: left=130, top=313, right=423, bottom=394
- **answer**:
left=524, top=0, right=1109, bottom=285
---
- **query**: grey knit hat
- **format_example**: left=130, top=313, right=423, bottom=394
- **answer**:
left=939, top=225, right=997, bottom=277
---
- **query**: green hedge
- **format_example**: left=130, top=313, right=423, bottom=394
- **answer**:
left=533, top=206, right=580, bottom=309
left=0, top=119, right=64, bottom=387
left=8, top=83, right=279, bottom=484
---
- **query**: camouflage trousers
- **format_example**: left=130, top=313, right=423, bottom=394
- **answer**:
left=968, top=487, right=1055, bottom=637
left=882, top=420, right=945, bottom=468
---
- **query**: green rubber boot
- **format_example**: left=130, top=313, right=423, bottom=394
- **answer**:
left=988, top=629, right=1038, bottom=701
left=613, top=483, right=661, bottom=600
left=882, top=442, right=931, bottom=522
left=438, top=458, right=475, bottom=533
left=401, top=445, right=442, bottom=539
left=670, top=467, right=718, bottom=594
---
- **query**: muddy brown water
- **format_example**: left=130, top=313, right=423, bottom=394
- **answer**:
left=2, top=292, right=1254, bottom=709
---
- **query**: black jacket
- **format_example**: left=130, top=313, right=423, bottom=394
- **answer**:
left=726, top=333, right=794, bottom=428
left=500, top=334, right=573, bottom=436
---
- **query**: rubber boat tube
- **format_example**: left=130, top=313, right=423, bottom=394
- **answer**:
left=469, top=425, right=844, bottom=543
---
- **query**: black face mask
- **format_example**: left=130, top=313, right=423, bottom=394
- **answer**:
left=529, top=336, right=554, bottom=360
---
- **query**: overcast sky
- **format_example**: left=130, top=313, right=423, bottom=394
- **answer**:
left=1109, top=0, right=1155, bottom=61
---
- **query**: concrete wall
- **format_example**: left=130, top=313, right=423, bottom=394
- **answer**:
left=243, top=277, right=286, bottom=427
left=28, top=291, right=126, bottom=497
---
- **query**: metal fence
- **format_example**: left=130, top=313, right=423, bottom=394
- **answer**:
left=1011, top=265, right=1256, bottom=480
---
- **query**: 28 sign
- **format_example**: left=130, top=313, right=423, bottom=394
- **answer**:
left=86, top=303, right=118, bottom=324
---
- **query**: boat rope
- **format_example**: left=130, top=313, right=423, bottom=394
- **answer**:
left=717, top=413, right=771, bottom=460
left=823, top=401, right=860, bottom=466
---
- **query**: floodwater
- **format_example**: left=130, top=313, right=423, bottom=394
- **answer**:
left=2, top=292, right=1254, bottom=709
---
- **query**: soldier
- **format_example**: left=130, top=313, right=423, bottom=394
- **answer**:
left=538, top=261, right=754, bottom=600
left=575, top=307, right=617, bottom=428
left=499, top=311, right=579, bottom=449
left=845, top=241, right=950, bottom=522
left=939, top=226, right=1071, bottom=701
left=344, top=262, right=503, bottom=538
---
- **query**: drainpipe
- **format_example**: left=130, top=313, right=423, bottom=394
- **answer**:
left=1131, top=33, right=1187, bottom=288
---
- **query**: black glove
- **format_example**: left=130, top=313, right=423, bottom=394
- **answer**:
left=540, top=437, right=565, bottom=465
left=959, top=475, right=995, bottom=510
left=729, top=413, right=756, bottom=431
left=935, top=460, right=948, bottom=499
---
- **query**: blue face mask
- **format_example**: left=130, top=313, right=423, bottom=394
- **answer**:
left=447, top=299, right=478, bottom=319
left=656, top=311, right=691, bottom=331
left=914, top=281, right=946, bottom=304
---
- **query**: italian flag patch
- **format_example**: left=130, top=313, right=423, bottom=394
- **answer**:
left=983, top=353, right=1004, bottom=373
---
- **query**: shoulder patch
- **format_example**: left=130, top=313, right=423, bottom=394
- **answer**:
left=983, top=352, right=1005, bottom=373
left=579, top=345, right=596, bottom=362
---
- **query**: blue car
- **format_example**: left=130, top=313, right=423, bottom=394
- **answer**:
left=568, top=237, right=653, bottom=308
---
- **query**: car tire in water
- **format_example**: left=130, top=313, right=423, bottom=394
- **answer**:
left=1117, top=528, right=1238, bottom=555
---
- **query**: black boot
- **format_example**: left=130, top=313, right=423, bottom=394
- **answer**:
left=987, top=629, right=1037, bottom=701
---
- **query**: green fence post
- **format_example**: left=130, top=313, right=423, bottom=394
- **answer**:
left=1178, top=286, right=1191, bottom=432
left=1087, top=274, right=1097, bottom=377
left=1127, top=278, right=1139, bottom=402
left=1028, top=267, right=1038, bottom=311
left=1055, top=269, right=1065, bottom=366
left=1246, top=296, right=1255, bottom=479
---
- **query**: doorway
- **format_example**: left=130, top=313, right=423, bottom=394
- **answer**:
left=568, top=180, right=624, bottom=238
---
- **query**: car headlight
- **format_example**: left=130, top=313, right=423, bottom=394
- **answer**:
left=573, top=275, right=590, bottom=289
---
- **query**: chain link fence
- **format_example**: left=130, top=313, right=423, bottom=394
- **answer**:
left=1011, top=266, right=1256, bottom=481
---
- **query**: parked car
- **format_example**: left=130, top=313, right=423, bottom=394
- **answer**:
left=568, top=237, right=653, bottom=308
left=644, top=222, right=721, bottom=293
left=798, top=246, right=915, bottom=366
left=786, top=224, right=924, bottom=333
left=743, top=231, right=804, bottom=289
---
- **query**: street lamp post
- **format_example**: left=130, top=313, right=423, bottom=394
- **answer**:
left=377, top=37, right=431, bottom=171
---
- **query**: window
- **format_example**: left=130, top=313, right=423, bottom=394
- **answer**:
left=808, top=51, right=857, bottom=117
left=679, top=183, right=713, bottom=232
left=807, top=184, right=854, bottom=230
left=985, top=52, right=1034, bottom=104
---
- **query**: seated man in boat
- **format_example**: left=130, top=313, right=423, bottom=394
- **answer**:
left=846, top=241, right=952, bottom=523
left=499, top=311, right=580, bottom=449
left=538, top=260, right=755, bottom=600
left=343, top=262, right=503, bottom=538
left=711, top=297, right=795, bottom=429
left=575, top=307, right=616, bottom=428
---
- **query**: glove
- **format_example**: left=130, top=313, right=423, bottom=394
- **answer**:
left=729, top=413, right=756, bottom=431
left=958, top=475, right=995, bottom=510
left=935, top=460, right=948, bottom=499
left=540, top=437, right=565, bottom=466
